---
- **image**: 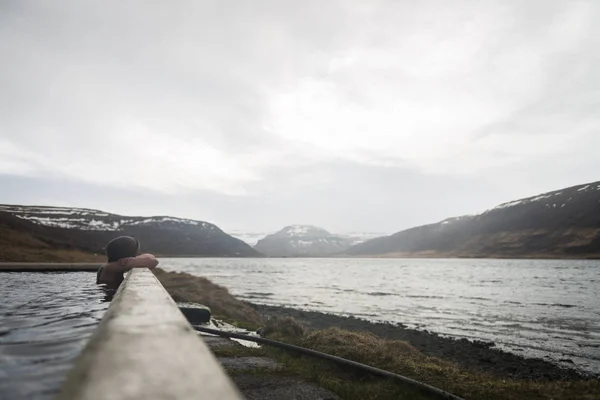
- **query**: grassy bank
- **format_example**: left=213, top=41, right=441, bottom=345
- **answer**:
left=153, top=268, right=261, bottom=324
left=156, top=269, right=599, bottom=400
left=0, top=244, right=103, bottom=262
left=0, top=247, right=103, bottom=262
left=260, top=318, right=598, bottom=400
left=0, top=224, right=102, bottom=262
left=0, top=218, right=103, bottom=262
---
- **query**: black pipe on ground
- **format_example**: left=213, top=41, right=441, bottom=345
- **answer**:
left=194, top=325, right=465, bottom=400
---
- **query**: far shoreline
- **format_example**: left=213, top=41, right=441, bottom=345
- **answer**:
left=3, top=256, right=599, bottom=271
left=160, top=254, right=600, bottom=260
left=3, top=252, right=600, bottom=263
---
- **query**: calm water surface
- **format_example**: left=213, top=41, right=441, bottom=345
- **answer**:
left=0, top=272, right=108, bottom=400
left=161, top=258, right=600, bottom=375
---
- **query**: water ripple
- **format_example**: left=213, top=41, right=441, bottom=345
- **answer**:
left=0, top=272, right=108, bottom=399
left=161, top=257, right=600, bottom=375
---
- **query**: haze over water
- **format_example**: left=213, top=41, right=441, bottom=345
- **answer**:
left=161, top=258, right=600, bottom=375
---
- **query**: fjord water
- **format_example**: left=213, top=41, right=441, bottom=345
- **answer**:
left=161, top=258, right=600, bottom=375
left=0, top=273, right=108, bottom=399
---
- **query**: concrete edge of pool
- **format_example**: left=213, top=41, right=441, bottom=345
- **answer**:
left=53, top=268, right=244, bottom=400
left=0, top=263, right=102, bottom=272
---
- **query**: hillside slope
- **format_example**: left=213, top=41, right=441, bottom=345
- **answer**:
left=0, top=205, right=261, bottom=261
left=0, top=211, right=106, bottom=262
left=345, top=181, right=600, bottom=258
left=255, top=225, right=353, bottom=257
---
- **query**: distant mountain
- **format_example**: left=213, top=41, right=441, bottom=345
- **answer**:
left=0, top=205, right=261, bottom=261
left=229, top=229, right=387, bottom=247
left=341, top=231, right=390, bottom=246
left=254, top=225, right=354, bottom=257
left=227, top=231, right=266, bottom=247
left=345, top=181, right=600, bottom=258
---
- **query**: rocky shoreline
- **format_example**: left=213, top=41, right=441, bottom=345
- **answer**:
left=250, top=304, right=593, bottom=382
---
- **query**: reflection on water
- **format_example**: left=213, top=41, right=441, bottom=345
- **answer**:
left=0, top=272, right=108, bottom=400
left=161, top=257, right=600, bottom=375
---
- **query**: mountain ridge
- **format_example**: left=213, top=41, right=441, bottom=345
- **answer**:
left=2, top=179, right=599, bottom=260
left=0, top=204, right=261, bottom=261
left=344, top=181, right=600, bottom=258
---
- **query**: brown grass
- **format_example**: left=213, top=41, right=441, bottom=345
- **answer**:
left=262, top=316, right=308, bottom=340
left=0, top=248, right=104, bottom=262
left=0, top=226, right=103, bottom=262
left=0, top=246, right=104, bottom=262
left=261, top=319, right=600, bottom=400
left=152, top=268, right=261, bottom=324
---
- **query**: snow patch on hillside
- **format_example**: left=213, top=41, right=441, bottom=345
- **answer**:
left=280, top=225, right=326, bottom=237
left=0, top=205, right=214, bottom=231
left=488, top=185, right=594, bottom=212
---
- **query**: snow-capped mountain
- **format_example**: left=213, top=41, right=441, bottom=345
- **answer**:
left=486, top=182, right=600, bottom=212
left=227, top=231, right=267, bottom=247
left=254, top=225, right=355, bottom=257
left=229, top=229, right=386, bottom=248
left=345, top=181, right=600, bottom=258
left=340, top=231, right=390, bottom=246
left=0, top=205, right=260, bottom=257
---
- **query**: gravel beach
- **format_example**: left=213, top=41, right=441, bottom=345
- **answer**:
left=251, top=303, right=593, bottom=382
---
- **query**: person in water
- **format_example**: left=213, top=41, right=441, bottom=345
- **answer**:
left=96, top=236, right=159, bottom=288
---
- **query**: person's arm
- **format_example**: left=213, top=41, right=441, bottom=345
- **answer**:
left=105, top=254, right=159, bottom=274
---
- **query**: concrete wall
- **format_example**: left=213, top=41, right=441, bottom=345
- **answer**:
left=54, top=268, right=243, bottom=400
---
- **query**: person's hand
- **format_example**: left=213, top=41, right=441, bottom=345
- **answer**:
left=119, top=254, right=159, bottom=270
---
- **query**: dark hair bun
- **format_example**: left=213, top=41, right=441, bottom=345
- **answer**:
left=106, top=236, right=140, bottom=262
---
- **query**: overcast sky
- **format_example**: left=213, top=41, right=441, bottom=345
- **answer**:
left=1, top=1, right=599, bottom=234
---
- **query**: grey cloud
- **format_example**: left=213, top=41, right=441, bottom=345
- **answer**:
left=1, top=0, right=599, bottom=233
